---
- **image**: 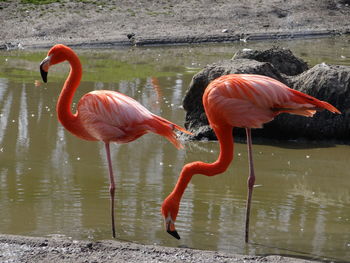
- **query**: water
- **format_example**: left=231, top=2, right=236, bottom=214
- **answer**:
left=0, top=36, right=350, bottom=262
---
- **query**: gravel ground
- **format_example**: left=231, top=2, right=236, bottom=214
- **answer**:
left=0, top=234, right=318, bottom=263
left=0, top=0, right=349, bottom=49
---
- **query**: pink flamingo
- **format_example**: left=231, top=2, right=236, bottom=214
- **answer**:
left=39, top=44, right=191, bottom=238
left=161, top=74, right=340, bottom=242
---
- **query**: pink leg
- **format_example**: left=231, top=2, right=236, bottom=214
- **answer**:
left=245, top=128, right=255, bottom=243
left=105, top=142, right=116, bottom=238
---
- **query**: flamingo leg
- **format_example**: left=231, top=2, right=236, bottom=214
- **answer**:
left=245, top=128, right=255, bottom=243
left=105, top=142, right=116, bottom=238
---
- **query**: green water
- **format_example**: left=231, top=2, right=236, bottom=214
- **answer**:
left=0, top=36, right=349, bottom=262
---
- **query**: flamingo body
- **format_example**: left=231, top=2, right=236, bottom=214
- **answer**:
left=204, top=74, right=339, bottom=129
left=162, top=73, right=340, bottom=241
left=39, top=44, right=189, bottom=238
left=77, top=90, right=184, bottom=147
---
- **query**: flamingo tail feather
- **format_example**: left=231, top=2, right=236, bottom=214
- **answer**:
left=149, top=115, right=192, bottom=149
left=273, top=89, right=341, bottom=116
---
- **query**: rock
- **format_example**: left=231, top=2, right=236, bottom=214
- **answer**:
left=287, top=63, right=350, bottom=140
left=0, top=42, right=22, bottom=50
left=233, top=47, right=308, bottom=76
left=183, top=48, right=348, bottom=142
left=127, top=33, right=135, bottom=39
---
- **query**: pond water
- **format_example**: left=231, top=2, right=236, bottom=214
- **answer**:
left=0, top=36, right=349, bottom=262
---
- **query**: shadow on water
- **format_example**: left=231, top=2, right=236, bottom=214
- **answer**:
left=236, top=136, right=340, bottom=150
left=190, top=129, right=340, bottom=149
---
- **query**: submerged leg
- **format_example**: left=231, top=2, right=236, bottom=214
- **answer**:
left=245, top=128, right=255, bottom=243
left=105, top=142, right=116, bottom=238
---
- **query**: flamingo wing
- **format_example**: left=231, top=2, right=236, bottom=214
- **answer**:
left=77, top=90, right=156, bottom=143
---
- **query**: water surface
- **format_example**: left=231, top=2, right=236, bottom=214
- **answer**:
left=0, top=36, right=349, bottom=262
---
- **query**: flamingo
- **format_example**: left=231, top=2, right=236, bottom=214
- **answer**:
left=39, top=44, right=191, bottom=238
left=161, top=74, right=340, bottom=242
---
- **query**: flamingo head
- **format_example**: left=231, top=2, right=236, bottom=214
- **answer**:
left=161, top=195, right=181, bottom=240
left=40, top=44, right=71, bottom=83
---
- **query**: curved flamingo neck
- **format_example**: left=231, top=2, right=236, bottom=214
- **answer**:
left=56, top=50, right=82, bottom=136
left=169, top=125, right=234, bottom=203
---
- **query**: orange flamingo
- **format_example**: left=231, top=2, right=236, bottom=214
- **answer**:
left=161, top=74, right=340, bottom=242
left=39, top=44, right=190, bottom=238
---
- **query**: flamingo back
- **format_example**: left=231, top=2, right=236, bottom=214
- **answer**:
left=203, top=74, right=339, bottom=128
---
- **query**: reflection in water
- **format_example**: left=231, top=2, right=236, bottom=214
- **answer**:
left=17, top=85, right=29, bottom=152
left=0, top=95, right=12, bottom=145
left=0, top=38, right=349, bottom=261
left=0, top=78, right=7, bottom=102
left=51, top=125, right=72, bottom=178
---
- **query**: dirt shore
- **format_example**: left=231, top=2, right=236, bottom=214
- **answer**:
left=0, top=1, right=349, bottom=262
left=0, top=0, right=350, bottom=49
left=0, top=234, right=319, bottom=263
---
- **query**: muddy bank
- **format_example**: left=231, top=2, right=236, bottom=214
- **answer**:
left=0, top=0, right=350, bottom=49
left=0, top=234, right=319, bottom=263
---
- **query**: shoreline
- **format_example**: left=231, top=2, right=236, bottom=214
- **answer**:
left=1, top=28, right=349, bottom=50
left=0, top=234, right=320, bottom=263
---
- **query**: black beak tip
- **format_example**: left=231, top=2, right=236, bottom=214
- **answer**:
left=40, top=67, right=48, bottom=83
left=167, top=230, right=181, bottom=240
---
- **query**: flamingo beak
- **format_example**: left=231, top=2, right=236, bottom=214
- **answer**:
left=165, top=215, right=181, bottom=240
left=39, top=55, right=51, bottom=83
left=167, top=227, right=181, bottom=240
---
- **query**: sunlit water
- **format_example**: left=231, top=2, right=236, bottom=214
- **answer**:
left=0, top=36, right=349, bottom=262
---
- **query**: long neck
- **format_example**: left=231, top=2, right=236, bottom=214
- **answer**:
left=56, top=51, right=82, bottom=135
left=170, top=125, right=234, bottom=202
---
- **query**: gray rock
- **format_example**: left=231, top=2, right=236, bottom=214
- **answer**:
left=234, top=47, right=308, bottom=76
